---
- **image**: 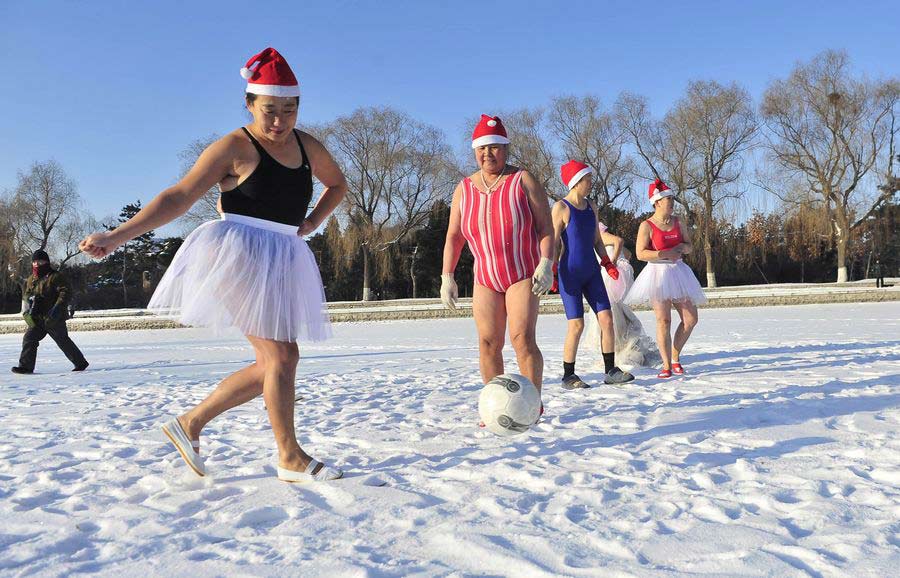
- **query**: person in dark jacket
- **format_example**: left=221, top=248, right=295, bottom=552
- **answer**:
left=11, top=250, right=88, bottom=374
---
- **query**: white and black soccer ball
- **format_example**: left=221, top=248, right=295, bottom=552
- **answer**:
left=478, top=373, right=541, bottom=436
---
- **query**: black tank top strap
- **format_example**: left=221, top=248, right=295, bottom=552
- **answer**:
left=293, top=130, right=310, bottom=170
left=241, top=127, right=269, bottom=159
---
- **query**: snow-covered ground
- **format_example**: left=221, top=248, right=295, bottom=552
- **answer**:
left=1, top=302, right=898, bottom=577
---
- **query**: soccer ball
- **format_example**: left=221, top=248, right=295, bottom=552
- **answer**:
left=478, top=373, right=541, bottom=436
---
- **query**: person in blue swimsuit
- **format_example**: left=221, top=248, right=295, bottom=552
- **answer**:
left=551, top=161, right=635, bottom=388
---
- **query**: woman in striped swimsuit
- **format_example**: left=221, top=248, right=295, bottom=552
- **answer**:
left=441, top=115, right=554, bottom=400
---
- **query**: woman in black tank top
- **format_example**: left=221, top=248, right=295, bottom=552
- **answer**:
left=219, top=127, right=313, bottom=226
left=79, top=47, right=349, bottom=482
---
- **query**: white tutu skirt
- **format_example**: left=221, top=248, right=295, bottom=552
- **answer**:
left=600, top=256, right=634, bottom=303
left=147, top=213, right=331, bottom=342
left=624, top=260, right=707, bottom=307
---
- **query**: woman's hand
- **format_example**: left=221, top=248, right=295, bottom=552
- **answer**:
left=658, top=247, right=684, bottom=261
left=79, top=232, right=121, bottom=259
left=297, top=218, right=318, bottom=236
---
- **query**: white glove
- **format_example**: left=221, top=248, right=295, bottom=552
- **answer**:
left=531, top=257, right=553, bottom=296
left=440, top=274, right=458, bottom=310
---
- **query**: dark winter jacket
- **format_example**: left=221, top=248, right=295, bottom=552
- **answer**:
left=22, top=270, right=72, bottom=323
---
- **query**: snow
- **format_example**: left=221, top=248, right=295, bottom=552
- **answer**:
left=1, top=302, right=898, bottom=576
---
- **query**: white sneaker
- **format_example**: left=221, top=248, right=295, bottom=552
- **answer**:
left=161, top=417, right=205, bottom=477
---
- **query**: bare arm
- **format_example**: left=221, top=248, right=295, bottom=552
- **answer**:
left=589, top=201, right=613, bottom=261
left=521, top=171, right=554, bottom=261
left=297, top=132, right=348, bottom=235
left=442, top=182, right=466, bottom=275
left=80, top=136, right=236, bottom=258
left=550, top=201, right=568, bottom=265
left=635, top=222, right=656, bottom=262
left=677, top=219, right=693, bottom=255
left=599, top=230, right=623, bottom=262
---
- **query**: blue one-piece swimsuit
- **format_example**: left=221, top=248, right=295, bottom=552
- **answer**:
left=558, top=199, right=611, bottom=320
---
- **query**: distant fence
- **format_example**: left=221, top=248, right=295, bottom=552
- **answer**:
left=0, top=282, right=897, bottom=334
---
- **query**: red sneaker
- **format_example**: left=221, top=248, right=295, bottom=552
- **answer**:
left=672, top=363, right=684, bottom=375
left=657, top=369, right=672, bottom=379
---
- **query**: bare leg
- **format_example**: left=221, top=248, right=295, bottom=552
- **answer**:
left=671, top=300, right=699, bottom=363
left=472, top=283, right=507, bottom=384
left=506, top=278, right=543, bottom=392
left=563, top=318, right=585, bottom=363
left=597, top=309, right=615, bottom=354
left=248, top=336, right=316, bottom=472
left=178, top=340, right=267, bottom=451
left=653, top=300, right=673, bottom=370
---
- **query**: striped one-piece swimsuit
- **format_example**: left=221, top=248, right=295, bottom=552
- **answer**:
left=458, top=170, right=541, bottom=293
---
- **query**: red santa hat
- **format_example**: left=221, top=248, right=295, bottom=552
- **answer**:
left=648, top=178, right=674, bottom=204
left=560, top=160, right=593, bottom=190
left=471, top=115, right=510, bottom=148
left=240, top=47, right=300, bottom=97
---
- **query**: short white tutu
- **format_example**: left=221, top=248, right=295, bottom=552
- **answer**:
left=623, top=260, right=707, bottom=307
left=148, top=213, right=331, bottom=342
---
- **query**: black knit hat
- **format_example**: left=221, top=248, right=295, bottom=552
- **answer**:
left=31, top=249, right=50, bottom=262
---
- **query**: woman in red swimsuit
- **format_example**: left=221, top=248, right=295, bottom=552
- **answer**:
left=625, top=179, right=706, bottom=378
left=440, top=115, right=554, bottom=397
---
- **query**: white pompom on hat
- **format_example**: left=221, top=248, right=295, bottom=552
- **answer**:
left=241, top=47, right=300, bottom=98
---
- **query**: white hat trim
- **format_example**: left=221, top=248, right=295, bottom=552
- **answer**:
left=566, top=167, right=593, bottom=189
left=246, top=83, right=301, bottom=97
left=649, top=189, right=675, bottom=204
left=471, top=134, right=510, bottom=148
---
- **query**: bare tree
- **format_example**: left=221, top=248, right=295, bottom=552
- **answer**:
left=177, top=134, right=221, bottom=229
left=550, top=95, right=635, bottom=210
left=498, top=108, right=558, bottom=197
left=616, top=92, right=702, bottom=233
left=761, top=50, right=899, bottom=282
left=320, top=107, right=455, bottom=300
left=878, top=81, right=900, bottom=197
left=56, top=213, right=101, bottom=265
left=671, top=80, right=757, bottom=287
left=12, top=160, right=81, bottom=252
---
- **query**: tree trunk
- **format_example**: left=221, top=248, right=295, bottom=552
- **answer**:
left=410, top=257, right=417, bottom=299
left=121, top=242, right=128, bottom=307
left=834, top=214, right=849, bottom=283
left=702, top=202, right=717, bottom=288
left=361, top=246, right=372, bottom=301
left=836, top=237, right=848, bottom=282
left=704, top=235, right=717, bottom=288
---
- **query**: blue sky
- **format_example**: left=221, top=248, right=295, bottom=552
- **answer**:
left=2, top=0, right=897, bottom=223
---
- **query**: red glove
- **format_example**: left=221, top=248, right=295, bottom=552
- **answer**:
left=550, top=262, right=559, bottom=293
left=600, top=255, right=619, bottom=280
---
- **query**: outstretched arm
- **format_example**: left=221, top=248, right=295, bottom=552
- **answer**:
left=80, top=136, right=236, bottom=258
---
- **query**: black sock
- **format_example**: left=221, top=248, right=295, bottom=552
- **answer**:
left=603, top=352, right=615, bottom=374
left=563, top=361, right=575, bottom=378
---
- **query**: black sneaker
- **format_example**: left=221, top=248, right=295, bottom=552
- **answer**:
left=73, top=363, right=89, bottom=372
left=604, top=367, right=635, bottom=385
left=562, top=374, right=590, bottom=389
left=11, top=366, right=33, bottom=374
